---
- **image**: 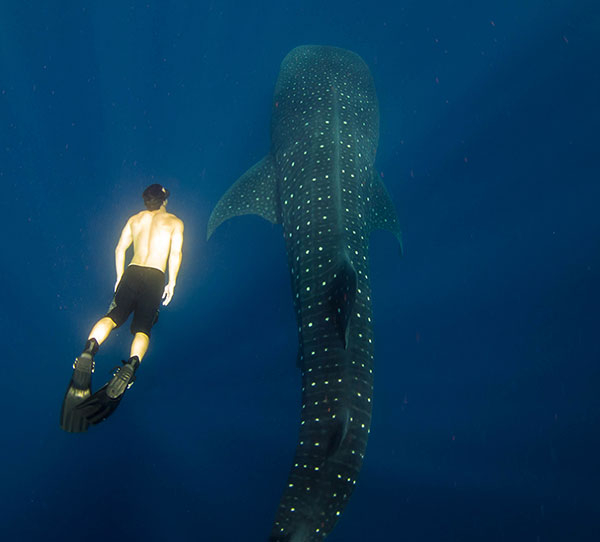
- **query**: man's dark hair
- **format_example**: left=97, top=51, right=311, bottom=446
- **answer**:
left=143, top=184, right=170, bottom=211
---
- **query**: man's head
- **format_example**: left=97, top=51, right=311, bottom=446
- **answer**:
left=143, top=184, right=170, bottom=211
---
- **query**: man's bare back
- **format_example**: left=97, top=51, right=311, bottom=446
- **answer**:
left=115, top=207, right=184, bottom=306
left=128, top=210, right=183, bottom=273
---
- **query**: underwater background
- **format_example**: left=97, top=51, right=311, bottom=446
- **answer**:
left=1, top=1, right=599, bottom=540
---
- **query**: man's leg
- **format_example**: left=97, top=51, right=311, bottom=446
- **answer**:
left=130, top=332, right=150, bottom=361
left=88, top=317, right=117, bottom=345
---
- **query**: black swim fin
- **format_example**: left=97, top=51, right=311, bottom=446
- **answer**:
left=76, top=356, right=140, bottom=425
left=60, top=339, right=98, bottom=433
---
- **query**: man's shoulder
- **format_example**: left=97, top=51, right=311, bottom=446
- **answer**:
left=127, top=210, right=149, bottom=224
left=167, top=213, right=184, bottom=228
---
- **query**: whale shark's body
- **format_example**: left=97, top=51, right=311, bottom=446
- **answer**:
left=208, top=45, right=402, bottom=541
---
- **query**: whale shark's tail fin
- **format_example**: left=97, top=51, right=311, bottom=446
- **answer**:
left=368, top=172, right=403, bottom=256
left=207, top=154, right=280, bottom=240
left=331, top=256, right=357, bottom=349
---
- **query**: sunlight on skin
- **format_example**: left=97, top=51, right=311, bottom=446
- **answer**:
left=130, top=332, right=150, bottom=360
left=88, top=317, right=117, bottom=346
left=87, top=318, right=150, bottom=361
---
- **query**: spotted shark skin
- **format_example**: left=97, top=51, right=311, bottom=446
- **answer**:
left=208, top=45, right=402, bottom=541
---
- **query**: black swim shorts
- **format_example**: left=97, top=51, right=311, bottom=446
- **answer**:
left=106, top=265, right=165, bottom=336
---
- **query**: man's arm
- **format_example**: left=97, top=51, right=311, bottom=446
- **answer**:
left=162, top=219, right=184, bottom=305
left=114, top=218, right=133, bottom=291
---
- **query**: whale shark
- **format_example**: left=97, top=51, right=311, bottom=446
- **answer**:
left=208, top=45, right=402, bottom=541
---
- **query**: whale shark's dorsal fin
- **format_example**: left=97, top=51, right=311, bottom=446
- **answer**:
left=368, top=172, right=404, bottom=256
left=207, top=155, right=280, bottom=240
left=331, top=257, right=357, bottom=349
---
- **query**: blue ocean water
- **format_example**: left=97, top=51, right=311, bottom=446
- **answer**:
left=1, top=1, right=598, bottom=540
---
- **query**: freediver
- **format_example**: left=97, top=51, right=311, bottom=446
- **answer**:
left=60, top=184, right=184, bottom=432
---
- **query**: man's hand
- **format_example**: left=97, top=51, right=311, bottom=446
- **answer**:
left=162, top=283, right=175, bottom=306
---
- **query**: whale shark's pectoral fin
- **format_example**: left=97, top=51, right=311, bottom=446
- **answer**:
left=331, top=257, right=357, bottom=349
left=207, top=155, right=280, bottom=240
left=368, top=172, right=404, bottom=256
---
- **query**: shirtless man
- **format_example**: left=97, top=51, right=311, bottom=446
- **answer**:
left=60, top=184, right=184, bottom=432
